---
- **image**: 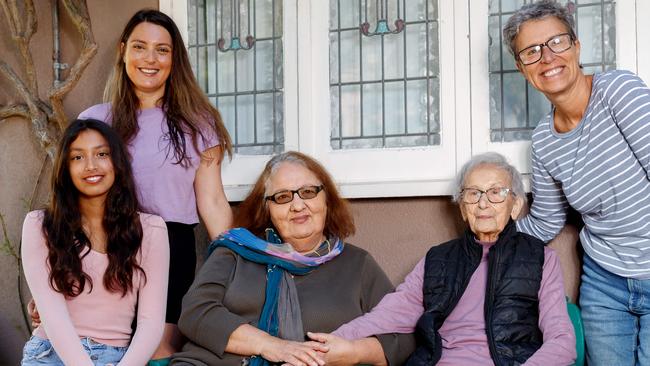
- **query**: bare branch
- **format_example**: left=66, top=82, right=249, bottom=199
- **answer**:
left=0, top=1, right=93, bottom=158
left=0, top=101, right=52, bottom=121
left=0, top=103, right=29, bottom=120
left=0, top=213, right=19, bottom=264
left=17, top=44, right=38, bottom=95
left=0, top=0, right=39, bottom=94
left=17, top=0, right=38, bottom=94
left=59, top=0, right=96, bottom=58
left=0, top=1, right=18, bottom=36
left=0, top=61, right=37, bottom=113
left=0, top=61, right=57, bottom=159
left=48, top=0, right=97, bottom=131
left=24, top=0, right=36, bottom=39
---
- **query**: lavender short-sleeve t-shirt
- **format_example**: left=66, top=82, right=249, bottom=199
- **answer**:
left=78, top=103, right=218, bottom=224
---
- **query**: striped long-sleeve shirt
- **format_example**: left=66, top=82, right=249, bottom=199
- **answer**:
left=517, top=70, right=650, bottom=279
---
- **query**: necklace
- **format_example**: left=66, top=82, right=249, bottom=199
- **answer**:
left=302, top=238, right=331, bottom=257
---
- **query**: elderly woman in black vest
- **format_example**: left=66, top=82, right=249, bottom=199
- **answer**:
left=310, top=152, right=576, bottom=366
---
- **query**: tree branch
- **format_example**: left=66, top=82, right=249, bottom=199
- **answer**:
left=0, top=61, right=38, bottom=115
left=0, top=102, right=51, bottom=122
left=0, top=213, right=19, bottom=264
left=24, top=0, right=36, bottom=40
left=17, top=0, right=38, bottom=95
left=0, top=103, right=29, bottom=120
left=0, top=1, right=18, bottom=36
left=0, top=61, right=56, bottom=159
left=48, top=0, right=97, bottom=131
left=0, top=0, right=95, bottom=156
left=0, top=0, right=39, bottom=95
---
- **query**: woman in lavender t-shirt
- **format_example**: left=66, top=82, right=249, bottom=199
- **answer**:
left=78, top=10, right=233, bottom=361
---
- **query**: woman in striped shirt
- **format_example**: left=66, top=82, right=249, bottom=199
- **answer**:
left=505, top=1, right=650, bottom=365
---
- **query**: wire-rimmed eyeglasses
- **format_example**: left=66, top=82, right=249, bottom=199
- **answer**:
left=517, top=33, right=574, bottom=65
left=265, top=185, right=324, bottom=204
left=460, top=187, right=512, bottom=204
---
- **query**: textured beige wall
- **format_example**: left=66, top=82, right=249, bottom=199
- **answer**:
left=347, top=197, right=465, bottom=284
left=0, top=1, right=156, bottom=363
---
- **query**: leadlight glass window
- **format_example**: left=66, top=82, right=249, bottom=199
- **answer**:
left=489, top=0, right=615, bottom=142
left=188, top=0, right=284, bottom=154
left=329, top=0, right=440, bottom=149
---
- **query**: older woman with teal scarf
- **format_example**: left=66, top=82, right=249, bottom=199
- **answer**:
left=171, top=151, right=415, bottom=366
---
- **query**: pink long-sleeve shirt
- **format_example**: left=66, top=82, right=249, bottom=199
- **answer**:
left=21, top=211, right=170, bottom=366
left=334, top=241, right=576, bottom=365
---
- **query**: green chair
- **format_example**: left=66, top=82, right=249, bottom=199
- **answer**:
left=147, top=358, right=171, bottom=366
left=567, top=298, right=585, bottom=366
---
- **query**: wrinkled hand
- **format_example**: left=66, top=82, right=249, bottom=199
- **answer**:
left=304, top=332, right=358, bottom=366
left=27, top=298, right=40, bottom=328
left=260, top=336, right=328, bottom=366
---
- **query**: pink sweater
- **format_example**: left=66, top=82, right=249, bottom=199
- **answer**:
left=334, top=242, right=576, bottom=365
left=21, top=211, right=170, bottom=366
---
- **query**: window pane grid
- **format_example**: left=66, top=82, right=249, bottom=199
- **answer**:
left=488, top=0, right=615, bottom=142
left=188, top=0, right=284, bottom=155
left=330, top=0, right=440, bottom=150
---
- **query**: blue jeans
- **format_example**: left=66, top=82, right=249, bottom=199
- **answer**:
left=21, top=335, right=128, bottom=365
left=580, top=255, right=650, bottom=366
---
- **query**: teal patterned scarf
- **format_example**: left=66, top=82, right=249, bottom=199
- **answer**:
left=208, top=227, right=344, bottom=366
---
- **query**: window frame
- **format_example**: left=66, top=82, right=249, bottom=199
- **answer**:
left=162, top=0, right=300, bottom=201
left=300, top=0, right=462, bottom=198
left=161, top=0, right=647, bottom=200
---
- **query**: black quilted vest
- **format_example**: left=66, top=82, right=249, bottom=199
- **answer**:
left=406, top=221, right=545, bottom=366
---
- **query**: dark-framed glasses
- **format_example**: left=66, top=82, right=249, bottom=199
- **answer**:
left=460, top=187, right=512, bottom=204
left=517, top=33, right=574, bottom=65
left=265, top=185, right=324, bottom=204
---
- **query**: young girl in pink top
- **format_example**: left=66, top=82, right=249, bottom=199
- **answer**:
left=21, top=119, right=169, bottom=365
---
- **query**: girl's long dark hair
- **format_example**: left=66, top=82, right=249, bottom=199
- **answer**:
left=104, top=9, right=233, bottom=167
left=43, top=119, right=144, bottom=297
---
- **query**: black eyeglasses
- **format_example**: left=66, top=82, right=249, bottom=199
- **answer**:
left=265, top=185, right=324, bottom=204
left=517, top=33, right=574, bottom=65
left=460, top=187, right=512, bottom=204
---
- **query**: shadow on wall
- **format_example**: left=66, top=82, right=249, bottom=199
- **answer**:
left=0, top=310, right=30, bottom=364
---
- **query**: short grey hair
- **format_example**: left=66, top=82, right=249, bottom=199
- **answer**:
left=452, top=152, right=527, bottom=205
left=503, top=0, right=576, bottom=58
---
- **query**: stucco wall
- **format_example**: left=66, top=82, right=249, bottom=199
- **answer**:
left=0, top=1, right=467, bottom=363
left=347, top=197, right=465, bottom=283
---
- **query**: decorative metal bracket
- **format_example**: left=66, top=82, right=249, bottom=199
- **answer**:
left=361, top=18, right=404, bottom=36
left=218, top=35, right=255, bottom=52
left=217, top=0, right=256, bottom=52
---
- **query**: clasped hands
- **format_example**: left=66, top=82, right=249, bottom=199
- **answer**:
left=262, top=332, right=362, bottom=366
